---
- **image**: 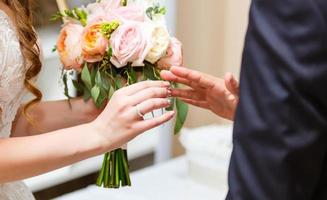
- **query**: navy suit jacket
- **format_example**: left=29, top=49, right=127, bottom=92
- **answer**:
left=227, top=0, right=327, bottom=199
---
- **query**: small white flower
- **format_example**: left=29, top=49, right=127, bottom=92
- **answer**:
left=151, top=14, right=166, bottom=25
left=128, top=0, right=156, bottom=8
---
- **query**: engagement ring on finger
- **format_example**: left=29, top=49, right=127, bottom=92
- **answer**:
left=136, top=104, right=145, bottom=118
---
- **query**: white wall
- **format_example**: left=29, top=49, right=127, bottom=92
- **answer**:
left=175, top=0, right=251, bottom=128
left=160, top=0, right=176, bottom=34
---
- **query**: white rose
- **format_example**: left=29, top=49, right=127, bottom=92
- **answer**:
left=127, top=0, right=155, bottom=8
left=151, top=14, right=166, bottom=24
left=146, top=25, right=170, bottom=64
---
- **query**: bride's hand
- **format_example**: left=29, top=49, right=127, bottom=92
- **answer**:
left=91, top=80, right=174, bottom=150
left=161, top=66, right=239, bottom=121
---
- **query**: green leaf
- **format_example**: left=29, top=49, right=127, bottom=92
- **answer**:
left=144, top=62, right=156, bottom=80
left=50, top=8, right=88, bottom=26
left=83, top=87, right=91, bottom=102
left=110, top=65, right=117, bottom=77
left=96, top=88, right=108, bottom=108
left=52, top=8, right=88, bottom=26
left=52, top=45, right=57, bottom=52
left=74, top=8, right=88, bottom=26
left=158, top=7, right=167, bottom=15
left=174, top=99, right=188, bottom=134
left=91, top=85, right=101, bottom=102
left=101, top=72, right=112, bottom=91
left=101, top=21, right=120, bottom=39
left=95, top=70, right=102, bottom=86
left=115, top=76, right=123, bottom=90
left=50, top=12, right=64, bottom=22
left=108, top=47, right=113, bottom=58
left=153, top=67, right=161, bottom=80
left=64, top=9, right=75, bottom=18
left=108, top=85, right=115, bottom=99
left=81, top=64, right=92, bottom=90
left=72, top=79, right=83, bottom=93
left=91, top=66, right=97, bottom=85
left=63, top=73, right=71, bottom=99
left=146, top=4, right=167, bottom=20
left=126, top=65, right=137, bottom=85
left=146, top=7, right=154, bottom=20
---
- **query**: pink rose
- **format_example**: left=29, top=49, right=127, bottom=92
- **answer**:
left=81, top=22, right=109, bottom=63
left=87, top=0, right=122, bottom=23
left=110, top=21, right=152, bottom=68
left=88, top=3, right=145, bottom=23
left=108, top=6, right=145, bottom=22
left=157, top=37, right=183, bottom=70
left=101, top=0, right=122, bottom=10
left=57, top=23, right=84, bottom=71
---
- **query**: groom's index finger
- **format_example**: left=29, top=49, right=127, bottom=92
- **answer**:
left=170, top=66, right=215, bottom=89
left=160, top=70, right=193, bottom=86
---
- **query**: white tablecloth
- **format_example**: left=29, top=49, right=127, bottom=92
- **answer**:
left=56, top=157, right=227, bottom=200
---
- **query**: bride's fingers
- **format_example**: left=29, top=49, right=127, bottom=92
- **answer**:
left=170, top=66, right=216, bottom=89
left=179, top=97, right=209, bottom=109
left=129, top=98, right=171, bottom=120
left=224, top=73, right=240, bottom=98
left=134, top=111, right=175, bottom=134
left=128, top=87, right=170, bottom=106
left=119, top=80, right=170, bottom=96
left=171, top=88, right=204, bottom=101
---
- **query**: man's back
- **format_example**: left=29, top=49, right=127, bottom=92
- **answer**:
left=227, top=0, right=327, bottom=199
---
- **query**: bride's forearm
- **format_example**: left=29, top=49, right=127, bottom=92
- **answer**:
left=11, top=98, right=99, bottom=137
left=0, top=80, right=174, bottom=184
left=0, top=123, right=106, bottom=184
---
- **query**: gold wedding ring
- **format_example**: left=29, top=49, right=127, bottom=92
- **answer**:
left=136, top=104, right=145, bottom=118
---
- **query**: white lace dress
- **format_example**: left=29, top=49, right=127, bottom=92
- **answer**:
left=0, top=10, right=35, bottom=200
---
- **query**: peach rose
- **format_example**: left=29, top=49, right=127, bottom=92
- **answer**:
left=81, top=22, right=109, bottom=63
left=110, top=21, right=152, bottom=68
left=57, top=23, right=84, bottom=70
left=157, top=37, right=183, bottom=70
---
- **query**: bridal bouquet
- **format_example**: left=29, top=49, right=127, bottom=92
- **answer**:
left=52, top=0, right=188, bottom=188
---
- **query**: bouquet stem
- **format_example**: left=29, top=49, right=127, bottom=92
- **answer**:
left=96, top=148, right=131, bottom=188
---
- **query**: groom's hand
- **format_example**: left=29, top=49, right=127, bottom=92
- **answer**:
left=161, top=66, right=239, bottom=121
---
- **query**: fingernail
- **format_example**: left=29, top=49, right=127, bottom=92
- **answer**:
left=169, top=111, right=175, bottom=116
left=163, top=81, right=170, bottom=86
left=167, top=89, right=172, bottom=96
left=167, top=98, right=172, bottom=105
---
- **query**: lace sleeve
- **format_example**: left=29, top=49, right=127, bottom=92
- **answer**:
left=0, top=11, right=26, bottom=138
left=0, top=23, right=7, bottom=76
left=0, top=16, right=11, bottom=128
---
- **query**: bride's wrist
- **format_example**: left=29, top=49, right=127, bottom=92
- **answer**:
left=88, top=119, right=113, bottom=153
left=72, top=98, right=101, bottom=123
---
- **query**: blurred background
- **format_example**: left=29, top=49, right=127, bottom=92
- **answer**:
left=27, top=0, right=250, bottom=199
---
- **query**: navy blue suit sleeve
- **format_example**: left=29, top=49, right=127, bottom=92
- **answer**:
left=227, top=1, right=327, bottom=199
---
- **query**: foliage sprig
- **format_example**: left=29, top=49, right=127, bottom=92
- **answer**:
left=50, top=8, right=88, bottom=26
